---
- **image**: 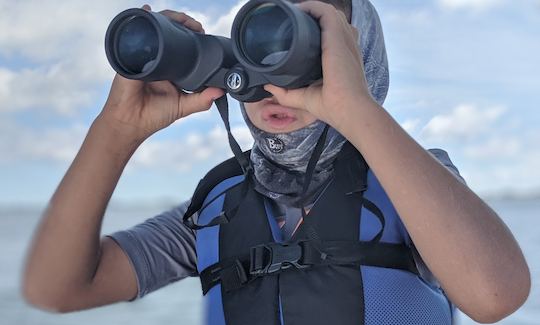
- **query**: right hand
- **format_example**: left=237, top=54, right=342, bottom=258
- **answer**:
left=100, top=4, right=224, bottom=142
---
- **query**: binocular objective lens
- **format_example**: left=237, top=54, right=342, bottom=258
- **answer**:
left=115, top=16, right=159, bottom=74
left=240, top=3, right=293, bottom=67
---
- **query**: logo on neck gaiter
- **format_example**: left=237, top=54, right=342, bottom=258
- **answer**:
left=265, top=137, right=285, bottom=153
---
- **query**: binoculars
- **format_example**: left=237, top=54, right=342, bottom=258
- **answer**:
left=105, top=0, right=322, bottom=102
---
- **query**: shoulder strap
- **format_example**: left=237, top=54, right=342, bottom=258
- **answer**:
left=183, top=151, right=249, bottom=229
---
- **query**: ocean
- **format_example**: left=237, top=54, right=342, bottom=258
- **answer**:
left=1, top=199, right=538, bottom=324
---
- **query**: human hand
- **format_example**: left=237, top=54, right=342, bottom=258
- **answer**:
left=263, top=1, right=376, bottom=131
left=100, top=4, right=224, bottom=142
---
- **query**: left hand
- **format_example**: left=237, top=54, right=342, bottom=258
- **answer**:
left=263, top=1, right=376, bottom=130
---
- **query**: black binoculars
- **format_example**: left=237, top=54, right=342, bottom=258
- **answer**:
left=105, top=0, right=322, bottom=102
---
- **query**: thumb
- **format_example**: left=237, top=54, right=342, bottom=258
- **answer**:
left=180, top=87, right=225, bottom=117
left=264, top=84, right=308, bottom=111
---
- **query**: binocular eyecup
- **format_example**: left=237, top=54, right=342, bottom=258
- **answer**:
left=105, top=0, right=322, bottom=103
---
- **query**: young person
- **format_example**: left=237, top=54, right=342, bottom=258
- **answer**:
left=23, top=0, right=530, bottom=324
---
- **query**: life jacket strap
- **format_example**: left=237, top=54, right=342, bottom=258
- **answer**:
left=183, top=95, right=253, bottom=230
left=199, top=240, right=419, bottom=295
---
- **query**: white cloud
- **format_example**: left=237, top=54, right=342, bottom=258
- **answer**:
left=463, top=136, right=522, bottom=159
left=462, top=142, right=540, bottom=194
left=0, top=121, right=87, bottom=163
left=438, top=0, right=502, bottom=11
left=130, top=125, right=253, bottom=171
left=384, top=9, right=433, bottom=26
left=0, top=0, right=247, bottom=114
left=0, top=62, right=109, bottom=114
left=0, top=0, right=131, bottom=113
left=0, top=116, right=253, bottom=172
left=400, top=118, right=422, bottom=134
left=421, top=104, right=506, bottom=141
left=204, top=1, right=248, bottom=37
left=411, top=102, right=540, bottom=194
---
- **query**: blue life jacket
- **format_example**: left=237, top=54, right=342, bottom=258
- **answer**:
left=185, top=143, right=454, bottom=325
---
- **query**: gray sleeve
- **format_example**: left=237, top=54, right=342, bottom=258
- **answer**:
left=428, top=148, right=466, bottom=184
left=107, top=200, right=198, bottom=299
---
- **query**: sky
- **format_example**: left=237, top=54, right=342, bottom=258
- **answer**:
left=0, top=0, right=539, bottom=205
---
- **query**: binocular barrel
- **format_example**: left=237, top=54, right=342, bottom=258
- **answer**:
left=232, top=1, right=321, bottom=88
left=104, top=0, right=322, bottom=102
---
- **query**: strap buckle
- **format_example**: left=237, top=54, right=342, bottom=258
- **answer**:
left=249, top=241, right=310, bottom=276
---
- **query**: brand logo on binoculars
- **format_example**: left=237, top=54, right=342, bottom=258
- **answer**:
left=266, top=137, right=285, bottom=153
left=227, top=72, right=243, bottom=90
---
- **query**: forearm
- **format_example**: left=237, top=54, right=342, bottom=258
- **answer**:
left=23, top=114, right=142, bottom=302
left=337, top=98, right=530, bottom=321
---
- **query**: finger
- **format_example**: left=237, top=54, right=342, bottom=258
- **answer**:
left=337, top=10, right=348, bottom=24
left=347, top=26, right=361, bottom=54
left=141, top=4, right=151, bottom=11
left=296, top=2, right=348, bottom=52
left=182, top=18, right=204, bottom=34
left=159, top=10, right=204, bottom=33
left=296, top=1, right=341, bottom=29
left=351, top=26, right=359, bottom=41
left=159, top=10, right=205, bottom=33
left=179, top=87, right=225, bottom=117
left=263, top=84, right=308, bottom=111
left=112, top=73, right=144, bottom=93
left=347, top=26, right=364, bottom=64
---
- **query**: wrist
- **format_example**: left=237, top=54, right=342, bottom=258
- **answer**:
left=331, top=94, right=380, bottom=134
left=90, top=113, right=146, bottom=154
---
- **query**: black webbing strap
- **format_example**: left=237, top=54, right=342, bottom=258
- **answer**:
left=215, top=95, right=251, bottom=174
left=362, top=197, right=386, bottom=243
left=200, top=255, right=250, bottom=295
left=183, top=95, right=252, bottom=230
left=302, top=241, right=417, bottom=272
left=183, top=154, right=244, bottom=229
left=199, top=240, right=419, bottom=295
left=298, top=124, right=330, bottom=242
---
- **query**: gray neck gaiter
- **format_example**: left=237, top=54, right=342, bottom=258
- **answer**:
left=241, top=0, right=389, bottom=207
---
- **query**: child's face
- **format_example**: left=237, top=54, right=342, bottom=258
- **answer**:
left=243, top=0, right=350, bottom=134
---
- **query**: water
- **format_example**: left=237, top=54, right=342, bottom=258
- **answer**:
left=0, top=199, right=538, bottom=324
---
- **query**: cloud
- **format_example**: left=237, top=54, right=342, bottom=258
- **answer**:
left=383, top=9, right=433, bottom=26
left=438, top=0, right=503, bottom=11
left=400, top=118, right=422, bottom=134
left=130, top=124, right=253, bottom=171
left=0, top=0, right=131, bottom=114
left=421, top=104, right=506, bottom=141
left=0, top=62, right=109, bottom=115
left=0, top=0, right=247, bottom=114
left=411, top=102, right=540, bottom=194
left=0, top=120, right=87, bottom=163
left=204, top=1, right=248, bottom=37
left=461, top=134, right=540, bottom=194
left=463, top=136, right=522, bottom=159
left=0, top=116, right=253, bottom=173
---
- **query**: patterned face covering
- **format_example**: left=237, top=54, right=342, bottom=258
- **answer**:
left=241, top=0, right=390, bottom=207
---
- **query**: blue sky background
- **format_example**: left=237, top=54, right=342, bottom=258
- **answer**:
left=0, top=0, right=539, bottom=205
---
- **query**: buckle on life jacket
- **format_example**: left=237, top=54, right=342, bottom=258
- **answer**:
left=200, top=240, right=419, bottom=295
left=250, top=241, right=311, bottom=276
